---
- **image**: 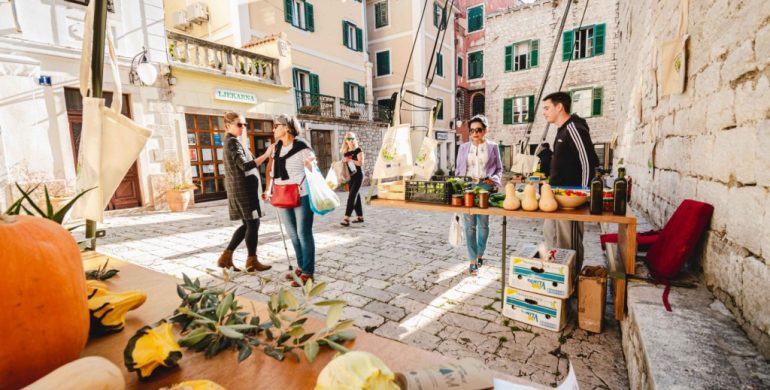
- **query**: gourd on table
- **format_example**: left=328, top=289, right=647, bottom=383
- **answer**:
left=521, top=183, right=539, bottom=211
left=22, top=357, right=124, bottom=390
left=539, top=183, right=558, bottom=212
left=502, top=182, right=521, bottom=210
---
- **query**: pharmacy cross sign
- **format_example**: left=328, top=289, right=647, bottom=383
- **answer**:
left=215, top=89, right=257, bottom=104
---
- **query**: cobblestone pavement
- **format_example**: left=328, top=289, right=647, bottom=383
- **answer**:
left=89, top=189, right=630, bottom=389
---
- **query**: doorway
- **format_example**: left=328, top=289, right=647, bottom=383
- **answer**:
left=310, top=130, right=332, bottom=175
left=246, top=119, right=274, bottom=191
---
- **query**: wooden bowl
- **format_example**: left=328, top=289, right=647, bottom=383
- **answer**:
left=554, top=194, right=589, bottom=209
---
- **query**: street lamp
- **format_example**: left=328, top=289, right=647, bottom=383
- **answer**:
left=129, top=47, right=158, bottom=86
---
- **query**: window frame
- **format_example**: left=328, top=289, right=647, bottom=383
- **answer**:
left=375, top=49, right=392, bottom=77
left=435, top=52, right=444, bottom=77
left=457, top=56, right=463, bottom=77
left=343, top=21, right=362, bottom=51
left=568, top=86, right=603, bottom=117
left=511, top=96, right=530, bottom=124
left=374, top=0, right=390, bottom=29
left=436, top=97, right=444, bottom=120
left=466, top=4, right=484, bottom=33
left=467, top=50, right=484, bottom=80
left=343, top=81, right=365, bottom=104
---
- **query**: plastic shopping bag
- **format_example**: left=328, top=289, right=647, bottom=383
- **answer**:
left=306, top=164, right=341, bottom=216
left=325, top=167, right=339, bottom=190
left=448, top=214, right=465, bottom=247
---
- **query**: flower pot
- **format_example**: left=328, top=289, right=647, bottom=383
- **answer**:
left=166, top=190, right=192, bottom=212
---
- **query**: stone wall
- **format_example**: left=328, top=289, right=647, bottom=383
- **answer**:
left=614, top=0, right=770, bottom=356
left=485, top=0, right=619, bottom=147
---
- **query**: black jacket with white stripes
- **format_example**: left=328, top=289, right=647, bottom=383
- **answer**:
left=549, top=114, right=600, bottom=188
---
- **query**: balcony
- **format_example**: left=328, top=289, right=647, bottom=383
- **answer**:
left=167, top=30, right=281, bottom=86
left=295, top=90, right=392, bottom=124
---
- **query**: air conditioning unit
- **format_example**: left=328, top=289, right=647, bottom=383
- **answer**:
left=187, top=3, right=209, bottom=24
left=172, top=11, right=190, bottom=30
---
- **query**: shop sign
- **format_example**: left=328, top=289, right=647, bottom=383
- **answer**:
left=215, top=89, right=257, bottom=104
left=435, top=131, right=448, bottom=141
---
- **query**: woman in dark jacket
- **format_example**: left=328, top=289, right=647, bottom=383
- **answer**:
left=216, top=112, right=273, bottom=272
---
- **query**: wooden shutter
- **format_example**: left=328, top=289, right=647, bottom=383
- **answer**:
left=504, top=45, right=512, bottom=72
left=292, top=68, right=300, bottom=89
left=343, top=82, right=350, bottom=101
left=437, top=99, right=443, bottom=119
left=310, top=73, right=320, bottom=95
left=457, top=57, right=463, bottom=76
left=530, top=40, right=539, bottom=67
left=342, top=21, right=349, bottom=48
left=562, top=30, right=573, bottom=61
left=527, top=95, right=535, bottom=123
left=375, top=2, right=387, bottom=28
left=358, top=85, right=365, bottom=103
left=592, top=87, right=603, bottom=116
left=503, top=98, right=513, bottom=125
left=468, top=6, right=482, bottom=32
left=437, top=53, right=443, bottom=76
left=356, top=27, right=363, bottom=52
left=593, top=23, right=606, bottom=56
left=305, top=2, right=314, bottom=31
left=284, top=0, right=293, bottom=22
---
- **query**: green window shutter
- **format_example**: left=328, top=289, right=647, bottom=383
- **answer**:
left=530, top=40, right=539, bottom=67
left=284, top=0, right=293, bottom=23
left=592, top=87, right=603, bottom=116
left=342, top=21, right=349, bottom=48
left=527, top=95, right=535, bottom=123
left=343, top=82, right=350, bottom=101
left=292, top=68, right=300, bottom=89
left=437, top=100, right=444, bottom=119
left=562, top=30, right=573, bottom=61
left=305, top=3, right=314, bottom=31
left=436, top=53, right=443, bottom=76
left=593, top=23, right=606, bottom=56
left=356, top=27, right=363, bottom=51
left=504, top=45, right=512, bottom=72
left=457, top=57, right=463, bottom=76
left=433, top=3, right=439, bottom=28
left=358, top=85, right=365, bottom=103
left=309, top=73, right=320, bottom=95
left=376, top=51, right=390, bottom=76
left=375, top=2, right=387, bottom=28
left=503, top=98, right=512, bottom=125
left=468, top=6, right=483, bottom=32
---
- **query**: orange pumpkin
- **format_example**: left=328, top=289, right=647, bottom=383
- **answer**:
left=0, top=215, right=90, bottom=388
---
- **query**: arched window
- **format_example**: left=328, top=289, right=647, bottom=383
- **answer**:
left=471, top=93, right=485, bottom=116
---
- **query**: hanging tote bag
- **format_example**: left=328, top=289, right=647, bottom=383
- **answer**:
left=510, top=144, right=541, bottom=176
left=73, top=0, right=151, bottom=222
left=372, top=93, right=414, bottom=179
left=448, top=214, right=465, bottom=247
left=659, top=0, right=689, bottom=96
left=305, top=163, right=341, bottom=215
left=412, top=103, right=439, bottom=180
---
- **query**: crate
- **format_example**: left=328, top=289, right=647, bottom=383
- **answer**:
left=405, top=180, right=452, bottom=204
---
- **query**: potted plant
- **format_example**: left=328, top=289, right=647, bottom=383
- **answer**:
left=163, top=159, right=196, bottom=212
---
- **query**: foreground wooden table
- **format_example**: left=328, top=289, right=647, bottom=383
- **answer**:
left=81, top=253, right=542, bottom=389
left=369, top=199, right=637, bottom=320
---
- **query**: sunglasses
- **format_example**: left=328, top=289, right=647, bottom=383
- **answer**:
left=345, top=137, right=356, bottom=141
left=470, top=127, right=485, bottom=133
left=235, top=123, right=245, bottom=128
left=273, top=123, right=285, bottom=129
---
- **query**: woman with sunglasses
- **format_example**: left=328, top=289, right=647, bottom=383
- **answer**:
left=263, top=114, right=317, bottom=287
left=217, top=112, right=274, bottom=272
left=454, top=114, right=503, bottom=276
left=340, top=132, right=365, bottom=226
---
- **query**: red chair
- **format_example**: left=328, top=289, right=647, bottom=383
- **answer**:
left=600, top=230, right=660, bottom=251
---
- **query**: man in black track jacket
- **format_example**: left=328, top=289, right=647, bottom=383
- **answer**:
left=542, top=92, right=600, bottom=270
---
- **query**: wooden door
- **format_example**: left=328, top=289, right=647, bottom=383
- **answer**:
left=186, top=114, right=227, bottom=202
left=310, top=130, right=332, bottom=175
left=246, top=119, right=274, bottom=192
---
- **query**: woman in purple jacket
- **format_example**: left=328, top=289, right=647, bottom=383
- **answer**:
left=454, top=115, right=503, bottom=275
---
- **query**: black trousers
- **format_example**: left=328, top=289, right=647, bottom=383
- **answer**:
left=227, top=219, right=260, bottom=256
left=345, top=173, right=363, bottom=217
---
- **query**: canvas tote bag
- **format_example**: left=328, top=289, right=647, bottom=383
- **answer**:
left=659, top=0, right=689, bottom=96
left=372, top=93, right=414, bottom=179
left=510, top=142, right=541, bottom=176
left=73, top=0, right=152, bottom=222
left=412, top=103, right=439, bottom=180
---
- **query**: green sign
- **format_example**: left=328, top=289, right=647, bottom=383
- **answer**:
left=215, top=89, right=257, bottom=104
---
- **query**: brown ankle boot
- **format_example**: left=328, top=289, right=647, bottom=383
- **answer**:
left=217, top=249, right=241, bottom=272
left=246, top=255, right=271, bottom=272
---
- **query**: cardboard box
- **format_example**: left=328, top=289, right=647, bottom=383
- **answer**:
left=376, top=190, right=405, bottom=200
left=509, top=244, right=576, bottom=299
left=503, top=287, right=567, bottom=332
left=578, top=266, right=608, bottom=333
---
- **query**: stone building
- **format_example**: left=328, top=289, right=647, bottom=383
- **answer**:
left=485, top=0, right=618, bottom=171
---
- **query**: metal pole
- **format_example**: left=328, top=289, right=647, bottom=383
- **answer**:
left=85, top=0, right=108, bottom=250
left=501, top=216, right=507, bottom=310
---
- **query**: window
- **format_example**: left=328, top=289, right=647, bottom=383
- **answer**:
left=375, top=1, right=389, bottom=28
left=502, top=95, right=535, bottom=124
left=435, top=53, right=444, bottom=77
left=456, top=91, right=464, bottom=120
left=344, top=81, right=365, bottom=104
left=505, top=40, right=539, bottom=72
left=284, top=0, right=315, bottom=32
left=563, top=24, right=605, bottom=60
left=437, top=98, right=444, bottom=120
left=468, top=51, right=483, bottom=79
left=457, top=57, right=463, bottom=77
left=467, top=5, right=484, bottom=32
left=471, top=94, right=484, bottom=116
left=293, top=68, right=319, bottom=107
left=343, top=21, right=363, bottom=51
left=433, top=2, right=446, bottom=30
left=376, top=50, right=391, bottom=76
left=569, top=87, right=603, bottom=117
left=65, top=0, right=115, bottom=13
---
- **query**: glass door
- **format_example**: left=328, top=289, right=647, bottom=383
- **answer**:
left=186, top=114, right=227, bottom=202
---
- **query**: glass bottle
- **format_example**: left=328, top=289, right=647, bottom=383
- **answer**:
left=613, top=167, right=628, bottom=216
left=589, top=168, right=604, bottom=215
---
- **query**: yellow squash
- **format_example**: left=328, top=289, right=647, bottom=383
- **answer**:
left=160, top=380, right=225, bottom=390
left=315, top=351, right=400, bottom=390
left=502, top=182, right=520, bottom=210
left=521, top=183, right=539, bottom=211
left=124, top=321, right=183, bottom=380
left=539, top=183, right=558, bottom=212
left=22, top=356, right=125, bottom=390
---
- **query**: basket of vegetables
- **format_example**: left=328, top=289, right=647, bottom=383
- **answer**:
left=405, top=180, right=453, bottom=204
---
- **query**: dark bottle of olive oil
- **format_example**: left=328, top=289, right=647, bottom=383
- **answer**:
left=589, top=168, right=604, bottom=215
left=613, top=167, right=628, bottom=216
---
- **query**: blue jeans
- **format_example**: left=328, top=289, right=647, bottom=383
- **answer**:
left=277, top=196, right=315, bottom=275
left=463, top=214, right=490, bottom=262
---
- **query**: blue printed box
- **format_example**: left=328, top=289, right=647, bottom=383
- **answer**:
left=503, top=287, right=567, bottom=332
left=508, top=244, right=576, bottom=299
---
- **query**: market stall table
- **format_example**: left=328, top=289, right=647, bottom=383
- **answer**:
left=80, top=253, right=544, bottom=389
left=369, top=199, right=637, bottom=320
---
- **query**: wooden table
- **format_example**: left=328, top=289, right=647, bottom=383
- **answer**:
left=81, top=253, right=542, bottom=389
left=369, top=199, right=637, bottom=320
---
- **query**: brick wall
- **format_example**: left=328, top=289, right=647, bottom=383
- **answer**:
left=615, top=0, right=770, bottom=356
left=485, top=0, right=618, bottom=147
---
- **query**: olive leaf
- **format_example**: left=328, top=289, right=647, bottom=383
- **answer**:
left=304, top=341, right=320, bottom=363
left=326, top=304, right=343, bottom=329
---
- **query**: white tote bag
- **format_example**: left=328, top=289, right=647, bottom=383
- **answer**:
left=73, top=0, right=152, bottom=222
left=412, top=104, right=439, bottom=180
left=510, top=146, right=540, bottom=176
left=372, top=93, right=414, bottom=179
left=448, top=214, right=465, bottom=247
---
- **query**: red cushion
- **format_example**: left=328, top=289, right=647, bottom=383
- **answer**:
left=600, top=231, right=660, bottom=250
left=646, top=200, right=714, bottom=279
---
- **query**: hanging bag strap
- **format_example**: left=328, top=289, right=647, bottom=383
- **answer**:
left=79, top=0, right=123, bottom=113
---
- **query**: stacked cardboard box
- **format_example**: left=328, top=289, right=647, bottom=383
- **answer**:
left=376, top=180, right=405, bottom=200
left=503, top=244, right=576, bottom=331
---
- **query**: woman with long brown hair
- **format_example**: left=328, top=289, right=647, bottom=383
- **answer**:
left=339, top=132, right=364, bottom=226
left=216, top=112, right=273, bottom=272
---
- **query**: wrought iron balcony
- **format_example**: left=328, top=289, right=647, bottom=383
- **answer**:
left=295, top=91, right=392, bottom=123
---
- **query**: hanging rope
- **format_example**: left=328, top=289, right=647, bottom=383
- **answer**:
left=399, top=0, right=430, bottom=100
left=425, top=0, right=455, bottom=88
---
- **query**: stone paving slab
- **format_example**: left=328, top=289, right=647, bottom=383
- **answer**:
left=85, top=189, right=629, bottom=389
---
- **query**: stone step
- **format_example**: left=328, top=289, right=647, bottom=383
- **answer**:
left=621, top=282, right=770, bottom=389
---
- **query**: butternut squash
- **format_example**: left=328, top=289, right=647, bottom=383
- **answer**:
left=160, top=380, right=226, bottom=390
left=521, top=183, right=539, bottom=211
left=23, top=356, right=125, bottom=390
left=539, top=183, right=558, bottom=212
left=502, top=182, right=520, bottom=210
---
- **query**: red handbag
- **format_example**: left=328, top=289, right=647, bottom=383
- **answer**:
left=271, top=183, right=300, bottom=208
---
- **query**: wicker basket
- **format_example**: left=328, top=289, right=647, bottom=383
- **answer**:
left=405, top=180, right=452, bottom=204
